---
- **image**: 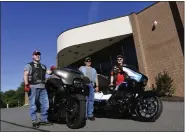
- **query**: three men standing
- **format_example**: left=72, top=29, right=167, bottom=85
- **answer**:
left=24, top=50, right=125, bottom=127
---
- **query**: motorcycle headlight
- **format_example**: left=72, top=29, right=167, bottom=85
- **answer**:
left=73, top=79, right=83, bottom=88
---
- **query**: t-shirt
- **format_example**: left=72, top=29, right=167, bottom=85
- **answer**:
left=79, top=66, right=97, bottom=83
left=116, top=73, right=125, bottom=86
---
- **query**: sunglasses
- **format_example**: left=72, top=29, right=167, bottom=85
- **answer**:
left=86, top=60, right=91, bottom=62
left=34, top=54, right=41, bottom=56
left=117, top=58, right=123, bottom=61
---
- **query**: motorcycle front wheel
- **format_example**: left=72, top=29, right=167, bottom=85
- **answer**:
left=135, top=96, right=163, bottom=122
left=66, top=94, right=86, bottom=129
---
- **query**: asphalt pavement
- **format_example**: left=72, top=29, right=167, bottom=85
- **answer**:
left=1, top=101, right=184, bottom=131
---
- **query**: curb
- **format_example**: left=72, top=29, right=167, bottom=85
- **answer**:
left=159, top=97, right=184, bottom=102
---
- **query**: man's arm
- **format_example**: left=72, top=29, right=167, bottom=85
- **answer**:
left=110, top=70, right=114, bottom=85
left=95, top=75, right=99, bottom=87
left=110, top=76, right=114, bottom=85
left=94, top=69, right=99, bottom=92
left=24, top=71, right=29, bottom=85
left=79, top=66, right=82, bottom=71
left=23, top=64, right=31, bottom=85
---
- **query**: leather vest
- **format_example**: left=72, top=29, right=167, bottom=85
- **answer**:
left=28, top=62, right=46, bottom=84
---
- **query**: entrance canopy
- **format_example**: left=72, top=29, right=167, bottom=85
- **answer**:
left=57, top=16, right=133, bottom=68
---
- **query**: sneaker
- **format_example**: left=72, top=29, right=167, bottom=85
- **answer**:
left=32, top=121, right=39, bottom=128
left=88, top=116, right=95, bottom=121
left=39, top=121, right=53, bottom=126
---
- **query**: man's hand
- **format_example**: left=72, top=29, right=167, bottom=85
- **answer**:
left=95, top=87, right=99, bottom=92
left=46, top=69, right=52, bottom=75
left=24, top=84, right=30, bottom=92
left=109, top=82, right=113, bottom=86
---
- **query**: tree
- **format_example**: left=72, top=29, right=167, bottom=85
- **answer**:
left=1, top=82, right=25, bottom=108
left=0, top=91, right=6, bottom=108
left=3, top=90, right=18, bottom=107
left=16, top=82, right=25, bottom=106
left=152, top=71, right=175, bottom=97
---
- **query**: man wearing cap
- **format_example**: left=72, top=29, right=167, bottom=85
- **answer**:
left=79, top=57, right=99, bottom=121
left=23, top=51, right=53, bottom=128
left=110, top=55, right=127, bottom=87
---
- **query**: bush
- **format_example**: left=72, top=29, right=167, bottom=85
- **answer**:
left=152, top=71, right=175, bottom=97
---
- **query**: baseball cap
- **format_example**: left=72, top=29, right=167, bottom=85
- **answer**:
left=32, top=50, right=41, bottom=55
left=116, top=55, right=123, bottom=59
left=85, top=57, right=91, bottom=62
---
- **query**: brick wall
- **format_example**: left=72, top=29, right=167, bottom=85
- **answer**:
left=129, top=2, right=184, bottom=97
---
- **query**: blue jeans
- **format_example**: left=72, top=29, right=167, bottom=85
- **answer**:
left=86, top=83, right=94, bottom=118
left=28, top=88, right=49, bottom=122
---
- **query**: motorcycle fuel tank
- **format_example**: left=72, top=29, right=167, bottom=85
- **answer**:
left=52, top=68, right=84, bottom=85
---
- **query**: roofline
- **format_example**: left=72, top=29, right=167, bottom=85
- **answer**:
left=56, top=14, right=130, bottom=39
left=56, top=1, right=159, bottom=39
left=136, top=1, right=159, bottom=14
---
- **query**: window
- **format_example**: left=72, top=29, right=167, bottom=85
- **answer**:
left=108, top=41, right=124, bottom=66
left=67, top=35, right=139, bottom=75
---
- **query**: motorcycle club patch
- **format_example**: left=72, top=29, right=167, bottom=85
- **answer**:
left=34, top=63, right=38, bottom=68
left=33, top=63, right=45, bottom=69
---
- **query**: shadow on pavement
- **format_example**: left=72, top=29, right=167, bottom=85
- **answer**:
left=94, top=112, right=147, bottom=122
left=0, top=120, right=51, bottom=132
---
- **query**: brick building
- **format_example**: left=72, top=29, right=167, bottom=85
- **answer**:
left=129, top=1, right=184, bottom=97
left=25, top=1, right=184, bottom=105
left=56, top=1, right=184, bottom=97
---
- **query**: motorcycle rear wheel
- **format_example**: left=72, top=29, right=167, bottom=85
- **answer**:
left=66, top=94, right=86, bottom=129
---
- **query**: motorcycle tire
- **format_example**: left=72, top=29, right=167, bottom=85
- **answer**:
left=135, top=96, right=163, bottom=122
left=66, top=94, right=86, bottom=129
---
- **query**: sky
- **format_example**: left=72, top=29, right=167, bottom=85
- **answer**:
left=1, top=1, right=156, bottom=92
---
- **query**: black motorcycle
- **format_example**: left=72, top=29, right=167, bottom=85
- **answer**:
left=94, top=65, right=163, bottom=122
left=45, top=67, right=89, bottom=129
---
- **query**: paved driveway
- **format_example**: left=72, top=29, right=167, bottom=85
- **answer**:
left=1, top=101, right=184, bottom=131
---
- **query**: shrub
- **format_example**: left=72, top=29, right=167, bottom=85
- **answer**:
left=152, top=71, right=175, bottom=97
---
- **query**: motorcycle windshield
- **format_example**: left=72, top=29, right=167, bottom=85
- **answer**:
left=122, top=67, right=142, bottom=82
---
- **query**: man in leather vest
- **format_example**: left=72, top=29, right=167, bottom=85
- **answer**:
left=23, top=51, right=53, bottom=128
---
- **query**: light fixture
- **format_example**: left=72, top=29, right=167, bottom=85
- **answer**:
left=74, top=52, right=79, bottom=54
left=152, top=20, right=158, bottom=31
left=154, top=20, right=158, bottom=26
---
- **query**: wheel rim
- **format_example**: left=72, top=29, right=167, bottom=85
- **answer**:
left=137, top=97, right=158, bottom=118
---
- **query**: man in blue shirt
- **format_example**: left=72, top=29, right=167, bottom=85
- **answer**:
left=79, top=57, right=99, bottom=121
